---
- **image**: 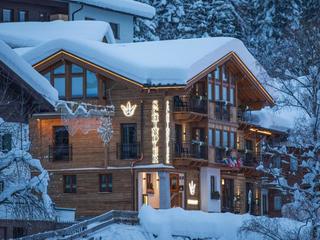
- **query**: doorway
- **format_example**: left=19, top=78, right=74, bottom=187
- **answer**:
left=170, top=174, right=183, bottom=208
left=221, top=178, right=234, bottom=212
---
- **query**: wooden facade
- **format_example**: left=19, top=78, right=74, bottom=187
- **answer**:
left=28, top=50, right=283, bottom=218
left=0, top=0, right=67, bottom=22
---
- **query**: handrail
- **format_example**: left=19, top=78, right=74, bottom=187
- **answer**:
left=19, top=210, right=138, bottom=240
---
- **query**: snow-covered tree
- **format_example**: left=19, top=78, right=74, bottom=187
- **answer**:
left=241, top=25, right=320, bottom=240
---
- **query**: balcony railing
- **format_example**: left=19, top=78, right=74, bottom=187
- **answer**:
left=215, top=148, right=260, bottom=167
left=173, top=96, right=207, bottom=114
left=214, top=111, right=230, bottom=121
left=49, top=144, right=72, bottom=162
left=117, top=142, right=141, bottom=160
left=174, top=141, right=208, bottom=160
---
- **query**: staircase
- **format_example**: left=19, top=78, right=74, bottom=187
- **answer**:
left=19, top=210, right=138, bottom=240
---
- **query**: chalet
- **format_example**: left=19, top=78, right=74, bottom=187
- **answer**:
left=11, top=36, right=286, bottom=219
left=0, top=0, right=155, bottom=43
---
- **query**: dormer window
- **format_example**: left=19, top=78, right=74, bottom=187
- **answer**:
left=41, top=61, right=99, bottom=100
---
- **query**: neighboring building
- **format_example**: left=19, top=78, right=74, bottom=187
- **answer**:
left=0, top=0, right=68, bottom=22
left=16, top=37, right=283, bottom=218
left=68, top=0, right=155, bottom=43
left=0, top=0, right=156, bottom=43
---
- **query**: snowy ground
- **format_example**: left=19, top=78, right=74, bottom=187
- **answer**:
left=86, top=206, right=304, bottom=240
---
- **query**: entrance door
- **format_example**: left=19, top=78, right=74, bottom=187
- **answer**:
left=222, top=178, right=234, bottom=212
left=170, top=174, right=182, bottom=207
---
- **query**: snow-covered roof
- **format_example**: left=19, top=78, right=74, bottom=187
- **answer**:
left=0, top=20, right=115, bottom=48
left=20, top=37, right=271, bottom=88
left=0, top=40, right=58, bottom=106
left=248, top=107, right=299, bottom=132
left=68, top=0, right=156, bottom=19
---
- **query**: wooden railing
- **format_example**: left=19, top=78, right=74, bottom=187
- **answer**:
left=19, top=210, right=138, bottom=240
left=173, top=96, right=207, bottom=114
left=174, top=142, right=208, bottom=160
left=116, top=142, right=141, bottom=160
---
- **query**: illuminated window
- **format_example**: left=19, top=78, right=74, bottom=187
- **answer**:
left=146, top=173, right=154, bottom=194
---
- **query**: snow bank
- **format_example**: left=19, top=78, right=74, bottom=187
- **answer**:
left=70, top=0, right=156, bottom=19
left=0, top=20, right=115, bottom=48
left=138, top=206, right=305, bottom=240
left=0, top=40, right=58, bottom=106
left=21, top=37, right=270, bottom=87
left=139, top=205, right=252, bottom=240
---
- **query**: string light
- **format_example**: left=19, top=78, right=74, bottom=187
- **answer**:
left=151, top=100, right=159, bottom=163
left=121, top=101, right=137, bottom=117
left=165, top=100, right=170, bottom=164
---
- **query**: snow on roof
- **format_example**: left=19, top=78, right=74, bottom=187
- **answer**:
left=0, top=40, right=58, bottom=106
left=0, top=20, right=115, bottom=48
left=20, top=37, right=270, bottom=87
left=249, top=107, right=299, bottom=131
left=69, top=0, right=156, bottom=19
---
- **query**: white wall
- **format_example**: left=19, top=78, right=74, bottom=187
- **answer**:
left=200, top=167, right=221, bottom=212
left=69, top=3, right=134, bottom=43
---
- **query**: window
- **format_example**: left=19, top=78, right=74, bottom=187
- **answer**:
left=223, top=131, right=228, bottom=147
left=1, top=134, right=12, bottom=153
left=18, top=10, right=28, bottom=21
left=71, top=76, right=83, bottom=97
left=222, top=87, right=227, bottom=101
left=230, top=88, right=235, bottom=105
left=215, top=129, right=221, bottom=147
left=210, top=176, right=215, bottom=199
left=86, top=71, right=98, bottom=97
left=120, top=124, right=138, bottom=159
left=215, top=84, right=220, bottom=101
left=290, top=157, right=298, bottom=172
left=215, top=67, right=220, bottom=80
left=222, top=65, right=228, bottom=81
left=2, top=9, right=13, bottom=22
left=146, top=173, right=154, bottom=193
left=208, top=82, right=212, bottom=101
left=274, top=196, right=282, bottom=210
left=230, top=132, right=235, bottom=149
left=72, top=64, right=83, bottom=73
left=110, top=22, right=120, bottom=39
left=54, top=77, right=66, bottom=97
left=54, top=65, right=65, bottom=74
left=208, top=128, right=213, bottom=146
left=52, top=126, right=70, bottom=161
left=99, top=174, right=112, bottom=192
left=0, top=181, right=4, bottom=193
left=64, top=175, right=77, bottom=193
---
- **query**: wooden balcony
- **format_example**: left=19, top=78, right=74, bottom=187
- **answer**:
left=49, top=144, right=72, bottom=162
left=214, top=148, right=260, bottom=168
left=116, top=142, right=141, bottom=160
left=173, top=96, right=207, bottom=122
left=173, top=141, right=208, bottom=167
